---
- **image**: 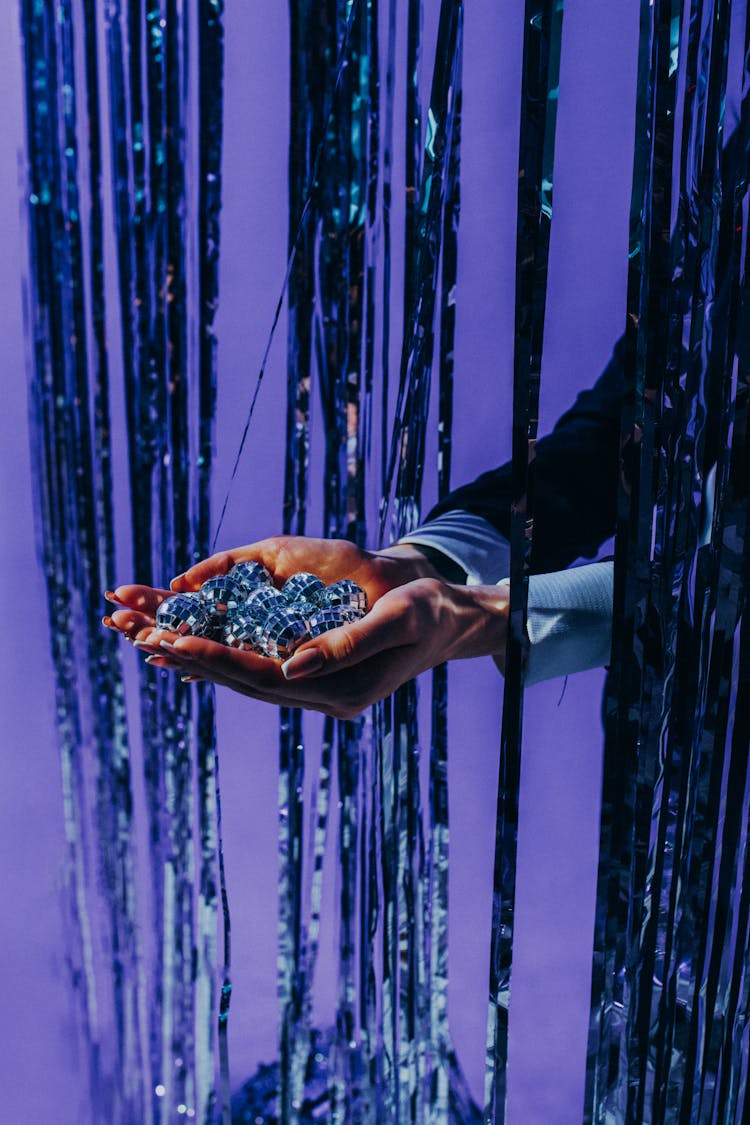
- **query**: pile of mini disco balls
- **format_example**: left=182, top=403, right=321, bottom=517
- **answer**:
left=154, top=562, right=368, bottom=660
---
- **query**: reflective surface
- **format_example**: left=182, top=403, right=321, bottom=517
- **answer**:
left=18, top=0, right=750, bottom=1122
left=22, top=0, right=226, bottom=1119
left=585, top=0, right=750, bottom=1121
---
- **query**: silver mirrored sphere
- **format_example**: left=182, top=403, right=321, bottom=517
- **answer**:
left=155, top=593, right=212, bottom=637
left=307, top=606, right=354, bottom=638
left=243, top=586, right=284, bottom=616
left=287, top=599, right=319, bottom=624
left=224, top=611, right=265, bottom=651
left=318, top=579, right=367, bottom=617
left=281, top=572, right=326, bottom=605
left=257, top=607, right=311, bottom=659
left=199, top=575, right=244, bottom=620
left=229, top=560, right=274, bottom=594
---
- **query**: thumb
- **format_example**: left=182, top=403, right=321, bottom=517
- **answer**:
left=281, top=603, right=409, bottom=680
left=171, top=550, right=237, bottom=592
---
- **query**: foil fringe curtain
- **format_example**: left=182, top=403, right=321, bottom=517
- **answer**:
left=484, top=3, right=563, bottom=1120
left=585, top=0, right=750, bottom=1121
left=20, top=0, right=750, bottom=1122
left=21, top=0, right=226, bottom=1121
left=277, top=1, right=468, bottom=1121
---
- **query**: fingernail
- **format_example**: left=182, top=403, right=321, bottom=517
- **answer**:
left=133, top=640, right=160, bottom=653
left=146, top=655, right=181, bottom=669
left=160, top=641, right=191, bottom=658
left=105, top=590, right=123, bottom=605
left=170, top=574, right=185, bottom=590
left=102, top=616, right=114, bottom=628
left=282, top=648, right=324, bottom=680
left=181, top=675, right=204, bottom=683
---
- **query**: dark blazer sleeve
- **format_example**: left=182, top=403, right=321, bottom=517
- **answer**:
left=426, top=338, right=626, bottom=574
left=426, top=119, right=746, bottom=577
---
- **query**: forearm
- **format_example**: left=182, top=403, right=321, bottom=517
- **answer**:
left=396, top=515, right=613, bottom=684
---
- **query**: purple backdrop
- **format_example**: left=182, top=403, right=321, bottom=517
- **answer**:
left=0, top=2, right=638, bottom=1121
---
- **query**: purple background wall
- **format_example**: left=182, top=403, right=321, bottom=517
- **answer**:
left=0, top=2, right=638, bottom=1121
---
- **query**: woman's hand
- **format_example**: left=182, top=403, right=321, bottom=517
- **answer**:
left=169, top=536, right=442, bottom=603
left=133, top=578, right=509, bottom=720
left=103, top=535, right=443, bottom=641
left=102, top=535, right=509, bottom=716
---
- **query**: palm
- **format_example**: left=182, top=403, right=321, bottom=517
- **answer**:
left=105, top=584, right=171, bottom=642
left=170, top=536, right=406, bottom=605
left=106, top=536, right=423, bottom=642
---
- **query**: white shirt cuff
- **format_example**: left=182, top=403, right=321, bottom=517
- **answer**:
left=399, top=511, right=613, bottom=684
left=398, top=510, right=511, bottom=586
left=525, top=561, right=613, bottom=685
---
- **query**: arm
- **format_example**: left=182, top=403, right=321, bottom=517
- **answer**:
left=425, top=337, right=625, bottom=573
left=104, top=343, right=627, bottom=701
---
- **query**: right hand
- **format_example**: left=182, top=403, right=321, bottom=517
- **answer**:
left=104, top=535, right=442, bottom=642
left=170, top=535, right=442, bottom=604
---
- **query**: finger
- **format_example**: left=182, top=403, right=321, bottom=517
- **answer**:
left=109, top=584, right=172, bottom=613
left=143, top=655, right=184, bottom=670
left=154, top=635, right=284, bottom=687
left=154, top=635, right=341, bottom=708
left=109, top=608, right=161, bottom=642
left=165, top=635, right=418, bottom=717
left=170, top=550, right=236, bottom=592
left=154, top=656, right=313, bottom=710
left=280, top=597, right=414, bottom=680
left=170, top=540, right=284, bottom=592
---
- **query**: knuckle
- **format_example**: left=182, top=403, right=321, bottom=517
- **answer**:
left=269, top=536, right=295, bottom=575
left=419, top=576, right=444, bottom=598
left=332, top=627, right=358, bottom=664
left=398, top=596, right=420, bottom=639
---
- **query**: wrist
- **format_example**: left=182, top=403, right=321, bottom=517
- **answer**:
left=448, top=582, right=509, bottom=667
left=372, top=543, right=445, bottom=587
left=377, top=542, right=467, bottom=584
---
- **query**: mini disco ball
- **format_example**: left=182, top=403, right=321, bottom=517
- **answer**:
left=155, top=593, right=212, bottom=637
left=243, top=585, right=284, bottom=616
left=229, top=560, right=274, bottom=594
left=287, top=599, right=319, bottom=624
left=257, top=607, right=311, bottom=660
left=307, top=606, right=354, bottom=638
left=318, top=579, right=367, bottom=617
left=199, top=575, right=244, bottom=621
left=224, top=611, right=265, bottom=652
left=281, top=572, right=326, bottom=605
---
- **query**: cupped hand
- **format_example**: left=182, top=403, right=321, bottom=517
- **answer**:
left=169, top=535, right=441, bottom=604
left=138, top=578, right=509, bottom=720
left=102, top=584, right=173, bottom=643
left=103, top=536, right=442, bottom=642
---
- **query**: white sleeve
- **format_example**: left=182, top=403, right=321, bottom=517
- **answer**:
left=399, top=511, right=613, bottom=684
left=398, top=510, right=511, bottom=585
left=524, top=561, right=613, bottom=685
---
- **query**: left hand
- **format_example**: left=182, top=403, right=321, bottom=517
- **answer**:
left=135, top=577, right=509, bottom=720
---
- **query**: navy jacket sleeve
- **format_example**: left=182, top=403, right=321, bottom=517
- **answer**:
left=426, top=339, right=626, bottom=575
left=425, top=116, right=747, bottom=577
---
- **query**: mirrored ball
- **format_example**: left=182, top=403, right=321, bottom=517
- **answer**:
left=155, top=593, right=212, bottom=637
left=224, top=611, right=265, bottom=652
left=281, top=572, right=326, bottom=605
left=287, top=599, right=319, bottom=624
left=199, top=575, right=244, bottom=621
left=318, top=579, right=367, bottom=617
left=229, top=560, right=274, bottom=594
left=307, top=606, right=354, bottom=638
left=257, top=608, right=311, bottom=660
left=243, top=586, right=284, bottom=617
